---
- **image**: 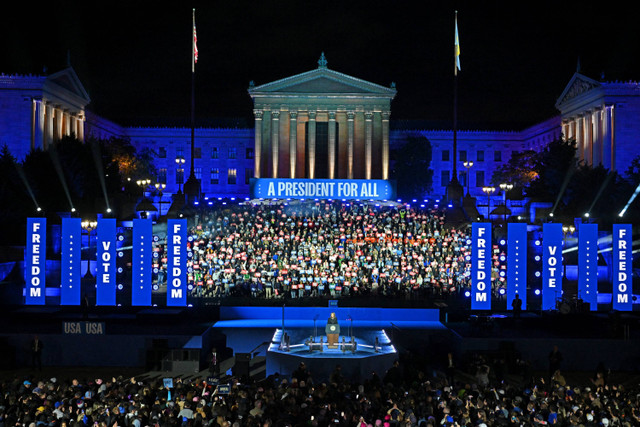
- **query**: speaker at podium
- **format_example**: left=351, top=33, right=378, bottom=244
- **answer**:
left=325, top=312, right=340, bottom=348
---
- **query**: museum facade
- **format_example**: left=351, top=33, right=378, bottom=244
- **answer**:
left=1, top=57, right=639, bottom=202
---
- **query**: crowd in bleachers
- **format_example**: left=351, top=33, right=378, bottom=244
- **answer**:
left=152, top=201, right=477, bottom=300
left=1, top=352, right=636, bottom=426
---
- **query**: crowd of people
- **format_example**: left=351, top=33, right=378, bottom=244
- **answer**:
left=152, top=201, right=487, bottom=300
left=1, top=350, right=636, bottom=427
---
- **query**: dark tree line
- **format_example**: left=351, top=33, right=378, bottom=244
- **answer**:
left=0, top=136, right=156, bottom=246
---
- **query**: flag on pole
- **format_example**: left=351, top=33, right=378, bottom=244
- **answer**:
left=193, top=9, right=198, bottom=69
left=454, top=11, right=461, bottom=75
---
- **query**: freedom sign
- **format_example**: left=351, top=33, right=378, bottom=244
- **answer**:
left=167, top=219, right=187, bottom=306
left=25, top=217, right=46, bottom=305
left=471, top=223, right=491, bottom=310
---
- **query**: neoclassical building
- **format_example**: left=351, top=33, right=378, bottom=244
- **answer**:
left=556, top=73, right=640, bottom=173
left=0, top=68, right=89, bottom=160
left=248, top=53, right=396, bottom=181
left=1, top=60, right=639, bottom=202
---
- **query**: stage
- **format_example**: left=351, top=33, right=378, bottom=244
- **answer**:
left=212, top=306, right=445, bottom=381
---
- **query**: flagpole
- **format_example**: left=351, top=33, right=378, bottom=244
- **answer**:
left=453, top=10, right=458, bottom=178
left=447, top=10, right=463, bottom=205
left=184, top=8, right=201, bottom=204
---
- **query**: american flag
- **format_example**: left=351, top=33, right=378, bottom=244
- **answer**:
left=193, top=9, right=198, bottom=65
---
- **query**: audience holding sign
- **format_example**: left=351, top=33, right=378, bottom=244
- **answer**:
left=151, top=201, right=484, bottom=300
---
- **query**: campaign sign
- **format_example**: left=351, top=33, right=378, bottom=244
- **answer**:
left=506, top=223, right=527, bottom=310
left=471, top=223, right=491, bottom=310
left=578, top=223, right=598, bottom=311
left=60, top=218, right=82, bottom=305
left=132, top=218, right=152, bottom=306
left=250, top=178, right=395, bottom=201
left=96, top=218, right=117, bottom=306
left=25, top=217, right=46, bottom=305
left=613, top=224, right=632, bottom=311
left=542, top=223, right=563, bottom=311
left=167, top=219, right=187, bottom=306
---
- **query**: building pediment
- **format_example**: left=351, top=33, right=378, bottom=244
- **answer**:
left=555, top=73, right=601, bottom=111
left=249, top=62, right=396, bottom=99
left=43, top=67, right=91, bottom=107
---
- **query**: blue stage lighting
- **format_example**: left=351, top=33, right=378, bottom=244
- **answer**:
left=464, top=290, right=471, bottom=297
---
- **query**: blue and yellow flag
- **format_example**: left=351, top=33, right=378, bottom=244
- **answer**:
left=455, top=12, right=461, bottom=75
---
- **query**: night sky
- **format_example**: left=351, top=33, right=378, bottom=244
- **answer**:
left=2, top=1, right=639, bottom=130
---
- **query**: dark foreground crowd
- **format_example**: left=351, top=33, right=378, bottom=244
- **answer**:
left=1, top=355, right=637, bottom=427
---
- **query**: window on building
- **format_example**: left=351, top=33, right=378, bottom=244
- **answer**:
left=228, top=168, right=237, bottom=185
left=441, top=170, right=450, bottom=187
left=442, top=150, right=450, bottom=162
left=246, top=147, right=254, bottom=159
left=210, top=168, right=219, bottom=185
left=245, top=168, right=253, bottom=184
left=194, top=147, right=201, bottom=159
left=477, top=150, right=485, bottom=162
left=475, top=170, right=485, bottom=187
left=176, top=147, right=184, bottom=159
left=211, top=147, right=219, bottom=159
left=176, top=169, right=184, bottom=185
left=229, top=147, right=237, bottom=160
left=459, top=150, right=467, bottom=162
left=158, top=147, right=167, bottom=158
left=494, top=150, right=502, bottom=162
left=158, top=168, right=167, bottom=184
left=194, top=167, right=201, bottom=180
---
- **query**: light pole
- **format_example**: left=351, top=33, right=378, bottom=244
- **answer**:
left=463, top=161, right=474, bottom=196
left=175, top=157, right=185, bottom=193
left=155, top=182, right=166, bottom=218
left=482, top=186, right=496, bottom=222
left=136, top=178, right=151, bottom=198
left=81, top=220, right=97, bottom=279
left=499, top=182, right=513, bottom=223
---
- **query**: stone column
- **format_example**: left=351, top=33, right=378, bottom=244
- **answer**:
left=271, top=110, right=280, bottom=178
left=585, top=111, right=593, bottom=165
left=347, top=111, right=355, bottom=179
left=32, top=98, right=45, bottom=151
left=289, top=111, right=298, bottom=178
left=608, top=105, right=616, bottom=171
left=55, top=107, right=63, bottom=140
left=575, top=115, right=583, bottom=162
left=45, top=103, right=54, bottom=149
left=328, top=111, right=336, bottom=179
left=64, top=110, right=71, bottom=137
left=593, top=109, right=602, bottom=166
left=77, top=114, right=84, bottom=142
left=382, top=111, right=390, bottom=180
left=364, top=111, right=373, bottom=180
left=253, top=109, right=263, bottom=178
left=308, top=111, right=316, bottom=179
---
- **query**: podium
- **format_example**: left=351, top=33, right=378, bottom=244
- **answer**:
left=325, top=321, right=340, bottom=348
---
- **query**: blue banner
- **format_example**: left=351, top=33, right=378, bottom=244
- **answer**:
left=167, top=219, right=187, bottom=306
left=132, top=218, right=153, bottom=306
left=25, top=217, right=46, bottom=305
left=60, top=218, right=82, bottom=305
left=250, top=178, right=395, bottom=200
left=613, top=224, right=632, bottom=311
left=542, top=223, right=563, bottom=311
left=471, top=223, right=491, bottom=310
left=507, top=223, right=527, bottom=310
left=96, top=218, right=116, bottom=306
left=578, top=223, right=598, bottom=311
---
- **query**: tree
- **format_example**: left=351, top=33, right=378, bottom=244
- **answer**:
left=390, top=134, right=433, bottom=200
